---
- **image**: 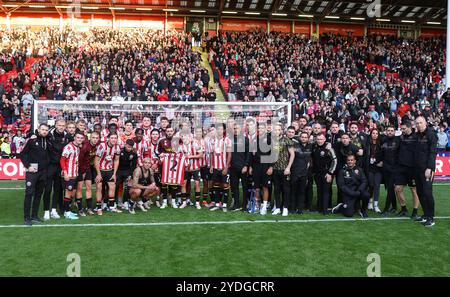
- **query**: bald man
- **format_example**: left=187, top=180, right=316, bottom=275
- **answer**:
left=413, top=116, right=437, bottom=227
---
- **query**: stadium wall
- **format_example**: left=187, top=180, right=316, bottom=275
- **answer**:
left=0, top=14, right=445, bottom=37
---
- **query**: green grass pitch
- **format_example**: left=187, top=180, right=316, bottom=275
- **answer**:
left=0, top=179, right=449, bottom=276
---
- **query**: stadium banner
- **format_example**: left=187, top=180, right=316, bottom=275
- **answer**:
left=420, top=28, right=446, bottom=38
left=0, top=159, right=26, bottom=180
left=220, top=19, right=267, bottom=31
left=368, top=28, right=397, bottom=36
left=1, top=156, right=449, bottom=180
left=319, top=23, right=364, bottom=37
left=294, top=22, right=311, bottom=35
left=167, top=17, right=185, bottom=30
left=116, top=15, right=165, bottom=29
left=270, top=21, right=291, bottom=33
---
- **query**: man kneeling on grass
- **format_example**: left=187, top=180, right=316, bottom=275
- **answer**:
left=128, top=158, right=160, bottom=214
left=332, top=154, right=370, bottom=218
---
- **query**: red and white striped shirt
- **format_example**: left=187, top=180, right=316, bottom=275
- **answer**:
left=142, top=139, right=159, bottom=168
left=96, top=142, right=120, bottom=171
left=193, top=138, right=206, bottom=168
left=100, top=128, right=109, bottom=143
left=211, top=137, right=232, bottom=170
left=134, top=138, right=145, bottom=164
left=181, top=142, right=203, bottom=172
left=60, top=142, right=80, bottom=178
left=142, top=127, right=153, bottom=141
left=204, top=136, right=213, bottom=168
left=160, top=153, right=188, bottom=185
left=101, top=129, right=123, bottom=147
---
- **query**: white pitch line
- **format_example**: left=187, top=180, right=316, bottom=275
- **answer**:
left=1, top=216, right=450, bottom=229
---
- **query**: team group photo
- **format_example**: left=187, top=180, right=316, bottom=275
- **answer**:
left=1, top=0, right=450, bottom=280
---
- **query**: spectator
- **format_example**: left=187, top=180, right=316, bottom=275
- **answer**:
left=1, top=133, right=11, bottom=158
left=437, top=125, right=448, bottom=151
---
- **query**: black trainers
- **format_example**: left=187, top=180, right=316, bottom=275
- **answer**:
left=359, top=210, right=369, bottom=218
left=31, top=217, right=43, bottom=224
left=332, top=203, right=343, bottom=214
left=396, top=210, right=408, bottom=217
left=414, top=216, right=427, bottom=223
left=423, top=219, right=435, bottom=227
left=24, top=219, right=32, bottom=226
left=389, top=208, right=397, bottom=214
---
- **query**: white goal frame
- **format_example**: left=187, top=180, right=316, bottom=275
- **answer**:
left=32, top=100, right=293, bottom=131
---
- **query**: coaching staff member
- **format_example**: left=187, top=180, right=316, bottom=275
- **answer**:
left=115, top=139, right=138, bottom=209
left=312, top=133, right=337, bottom=215
left=394, top=121, right=419, bottom=218
left=229, top=122, right=251, bottom=211
left=19, top=123, right=50, bottom=226
left=333, top=154, right=370, bottom=218
left=414, top=116, right=438, bottom=227
left=380, top=126, right=399, bottom=215
left=43, top=119, right=69, bottom=220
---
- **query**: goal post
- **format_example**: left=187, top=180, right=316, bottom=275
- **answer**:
left=32, top=100, right=293, bottom=132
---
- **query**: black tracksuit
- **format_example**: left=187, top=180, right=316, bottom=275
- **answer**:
left=312, top=142, right=337, bottom=214
left=334, top=142, right=360, bottom=204
left=290, top=140, right=313, bottom=213
left=43, top=129, right=69, bottom=212
left=414, top=127, right=438, bottom=219
left=380, top=136, right=400, bottom=211
left=326, top=130, right=344, bottom=208
left=230, top=134, right=251, bottom=209
left=336, top=165, right=370, bottom=217
left=115, top=148, right=138, bottom=203
left=19, top=135, right=50, bottom=221
left=364, top=141, right=383, bottom=204
left=396, top=131, right=418, bottom=187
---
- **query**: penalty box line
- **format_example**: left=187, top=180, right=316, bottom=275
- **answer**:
left=1, top=216, right=450, bottom=229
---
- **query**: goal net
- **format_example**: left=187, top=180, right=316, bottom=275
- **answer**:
left=32, top=101, right=293, bottom=132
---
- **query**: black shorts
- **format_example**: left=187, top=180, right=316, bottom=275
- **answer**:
left=185, top=170, right=201, bottom=182
left=64, top=178, right=77, bottom=191
left=77, top=168, right=93, bottom=183
left=211, top=169, right=230, bottom=184
left=101, top=170, right=114, bottom=183
left=252, top=164, right=272, bottom=188
left=200, top=167, right=211, bottom=181
left=394, top=166, right=416, bottom=187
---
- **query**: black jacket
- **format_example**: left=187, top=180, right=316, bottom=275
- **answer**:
left=326, top=130, right=344, bottom=149
left=231, top=134, right=250, bottom=171
left=19, top=135, right=50, bottom=172
left=414, top=127, right=438, bottom=171
left=250, top=133, right=272, bottom=167
left=335, top=142, right=359, bottom=170
left=337, top=165, right=367, bottom=197
left=364, top=140, right=383, bottom=173
left=118, top=148, right=138, bottom=172
left=292, top=140, right=313, bottom=177
left=397, top=131, right=417, bottom=168
left=48, top=129, right=70, bottom=165
left=312, top=142, right=337, bottom=175
left=381, top=136, right=400, bottom=172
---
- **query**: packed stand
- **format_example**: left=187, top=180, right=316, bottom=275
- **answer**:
left=208, top=31, right=450, bottom=150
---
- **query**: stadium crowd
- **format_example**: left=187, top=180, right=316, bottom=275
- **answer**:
left=0, top=27, right=216, bottom=157
left=208, top=31, right=450, bottom=147
left=0, top=26, right=444, bottom=229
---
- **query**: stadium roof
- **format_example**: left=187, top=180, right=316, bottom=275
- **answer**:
left=0, top=0, right=447, bottom=25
